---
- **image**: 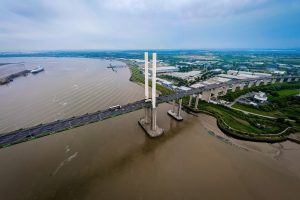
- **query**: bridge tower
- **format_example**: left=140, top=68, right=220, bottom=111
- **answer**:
left=144, top=52, right=150, bottom=124
left=138, top=52, right=164, bottom=137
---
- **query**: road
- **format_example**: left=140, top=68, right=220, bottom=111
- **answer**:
left=0, top=75, right=299, bottom=148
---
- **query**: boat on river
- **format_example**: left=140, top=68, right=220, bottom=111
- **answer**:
left=31, top=66, right=44, bottom=74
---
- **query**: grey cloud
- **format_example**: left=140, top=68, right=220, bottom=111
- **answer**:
left=0, top=0, right=299, bottom=50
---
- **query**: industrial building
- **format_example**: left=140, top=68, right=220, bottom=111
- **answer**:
left=164, top=70, right=202, bottom=81
left=149, top=66, right=178, bottom=73
left=227, top=70, right=272, bottom=78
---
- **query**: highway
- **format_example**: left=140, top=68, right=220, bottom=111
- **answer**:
left=0, top=75, right=299, bottom=148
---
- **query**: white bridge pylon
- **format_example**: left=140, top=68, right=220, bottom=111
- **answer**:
left=138, top=52, right=164, bottom=137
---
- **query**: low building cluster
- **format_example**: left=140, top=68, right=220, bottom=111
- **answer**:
left=237, top=91, right=268, bottom=107
left=137, top=58, right=284, bottom=95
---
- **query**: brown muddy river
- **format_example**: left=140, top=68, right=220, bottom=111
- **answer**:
left=0, top=57, right=300, bottom=200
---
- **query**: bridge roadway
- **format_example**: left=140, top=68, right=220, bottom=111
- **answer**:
left=0, top=75, right=299, bottom=148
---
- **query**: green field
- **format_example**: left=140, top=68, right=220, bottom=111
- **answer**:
left=276, top=89, right=299, bottom=96
left=232, top=103, right=283, bottom=117
left=232, top=88, right=300, bottom=120
left=200, top=102, right=285, bottom=135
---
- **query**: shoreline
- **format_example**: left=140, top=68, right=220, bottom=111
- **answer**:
left=126, top=59, right=300, bottom=175
left=126, top=60, right=299, bottom=143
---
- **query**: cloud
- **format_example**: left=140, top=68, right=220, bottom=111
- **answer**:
left=0, top=0, right=299, bottom=50
left=101, top=0, right=270, bottom=18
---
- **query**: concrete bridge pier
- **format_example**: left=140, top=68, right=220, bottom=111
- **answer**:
left=221, top=86, right=228, bottom=96
left=287, top=77, right=292, bottom=82
left=255, top=80, right=261, bottom=86
left=168, top=99, right=183, bottom=121
left=194, top=94, right=200, bottom=110
left=143, top=52, right=151, bottom=124
left=144, top=107, right=150, bottom=124
left=188, top=95, right=193, bottom=107
left=201, top=90, right=211, bottom=102
left=172, top=100, right=176, bottom=112
left=271, top=79, right=276, bottom=84
left=295, top=78, right=299, bottom=81
left=263, top=79, right=269, bottom=85
left=280, top=78, right=284, bottom=83
left=211, top=88, right=219, bottom=98
left=231, top=84, right=237, bottom=92
left=239, top=83, right=245, bottom=90
left=139, top=52, right=163, bottom=137
left=248, top=81, right=254, bottom=88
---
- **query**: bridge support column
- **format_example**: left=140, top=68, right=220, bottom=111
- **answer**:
left=201, top=90, right=211, bottom=102
left=255, top=80, right=261, bottom=86
left=139, top=52, right=163, bottom=137
left=151, top=108, right=157, bottom=130
left=295, top=78, right=299, bottom=82
left=211, top=88, right=219, bottom=98
left=263, top=79, right=269, bottom=85
left=248, top=81, right=254, bottom=88
left=271, top=79, right=276, bottom=84
left=221, top=86, right=228, bottom=96
left=194, top=94, right=200, bottom=109
left=144, top=108, right=150, bottom=124
left=239, top=83, right=245, bottom=90
left=287, top=77, right=292, bottom=82
left=172, top=100, right=176, bottom=112
left=177, top=99, right=182, bottom=117
left=168, top=99, right=183, bottom=121
left=280, top=78, right=284, bottom=83
left=231, top=84, right=237, bottom=92
left=188, top=95, right=193, bottom=107
left=143, top=52, right=150, bottom=124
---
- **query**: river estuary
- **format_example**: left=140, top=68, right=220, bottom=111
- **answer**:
left=0, top=57, right=300, bottom=200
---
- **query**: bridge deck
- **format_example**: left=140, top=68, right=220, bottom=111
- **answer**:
left=0, top=76, right=299, bottom=148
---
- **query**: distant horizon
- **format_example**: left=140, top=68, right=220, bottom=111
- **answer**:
left=1, top=48, right=300, bottom=53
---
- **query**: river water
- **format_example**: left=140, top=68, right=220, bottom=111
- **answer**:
left=0, top=57, right=299, bottom=200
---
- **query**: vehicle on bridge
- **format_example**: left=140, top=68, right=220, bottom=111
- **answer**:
left=109, top=105, right=122, bottom=111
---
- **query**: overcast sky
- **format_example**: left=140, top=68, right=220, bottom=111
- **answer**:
left=0, top=0, right=300, bottom=51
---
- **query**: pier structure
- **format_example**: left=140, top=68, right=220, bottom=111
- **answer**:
left=138, top=52, right=164, bottom=137
left=239, top=83, right=245, bottom=90
left=255, top=80, right=261, bottom=86
left=231, top=84, right=237, bottom=92
left=248, top=81, right=254, bottom=88
left=271, top=79, right=276, bottom=84
left=263, top=79, right=269, bottom=85
left=280, top=78, right=284, bottom=83
left=188, top=95, right=193, bottom=107
left=168, top=98, right=183, bottom=121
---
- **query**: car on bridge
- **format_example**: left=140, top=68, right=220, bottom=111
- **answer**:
left=109, top=105, right=122, bottom=111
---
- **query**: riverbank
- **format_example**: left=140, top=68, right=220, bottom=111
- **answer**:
left=184, top=101, right=297, bottom=143
left=198, top=113, right=300, bottom=178
left=1, top=57, right=300, bottom=199
left=127, top=60, right=299, bottom=143
left=127, top=60, right=173, bottom=95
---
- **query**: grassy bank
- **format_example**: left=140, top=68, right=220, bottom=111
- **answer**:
left=232, top=103, right=282, bottom=117
left=127, top=61, right=173, bottom=95
left=185, top=101, right=295, bottom=142
left=127, top=61, right=299, bottom=142
left=232, top=87, right=300, bottom=121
